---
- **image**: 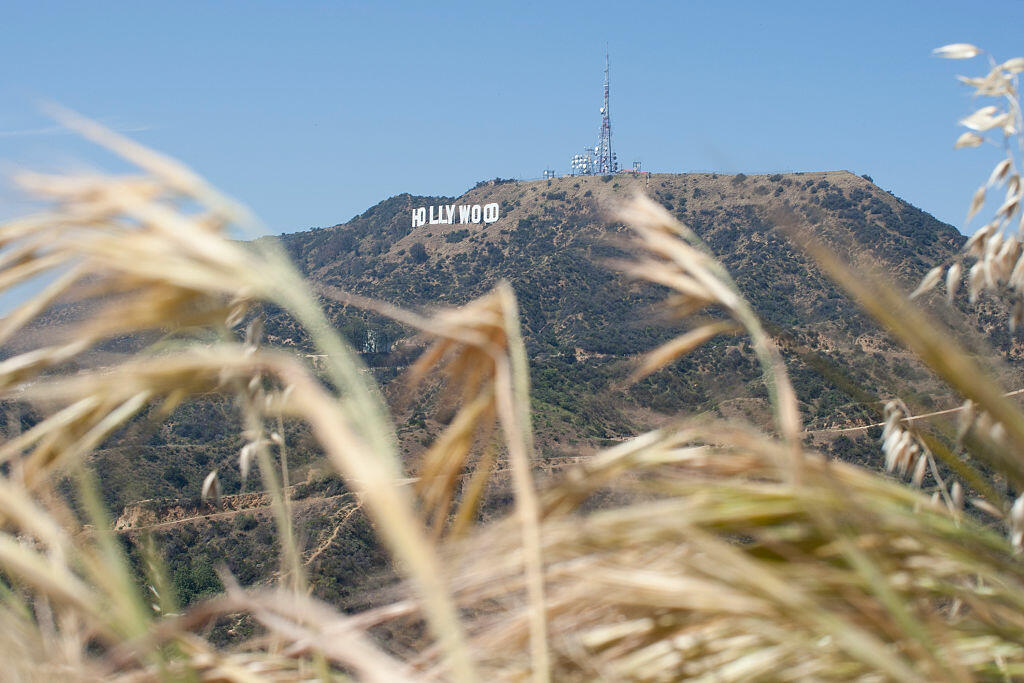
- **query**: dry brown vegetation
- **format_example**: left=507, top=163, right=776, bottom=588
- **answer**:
left=2, top=48, right=1024, bottom=681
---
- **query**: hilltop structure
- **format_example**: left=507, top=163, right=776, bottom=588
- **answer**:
left=541, top=49, right=642, bottom=178
left=570, top=50, right=622, bottom=176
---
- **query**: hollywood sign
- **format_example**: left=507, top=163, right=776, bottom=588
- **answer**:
left=411, top=203, right=500, bottom=228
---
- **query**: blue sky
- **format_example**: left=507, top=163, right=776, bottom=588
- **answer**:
left=3, top=1, right=1024, bottom=235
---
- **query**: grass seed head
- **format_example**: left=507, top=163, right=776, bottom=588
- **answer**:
left=933, top=43, right=982, bottom=59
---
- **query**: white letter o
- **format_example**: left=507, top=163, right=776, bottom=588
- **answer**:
left=483, top=203, right=499, bottom=223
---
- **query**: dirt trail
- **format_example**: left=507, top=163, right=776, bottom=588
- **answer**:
left=115, top=492, right=357, bottom=533
left=114, top=456, right=591, bottom=534
left=304, top=502, right=364, bottom=566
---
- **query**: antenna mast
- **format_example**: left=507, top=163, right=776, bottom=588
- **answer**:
left=597, top=47, right=617, bottom=174
left=568, top=47, right=628, bottom=177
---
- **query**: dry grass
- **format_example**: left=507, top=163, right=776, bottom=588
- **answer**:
left=0, top=51, right=1024, bottom=680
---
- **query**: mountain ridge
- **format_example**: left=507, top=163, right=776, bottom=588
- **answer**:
left=82, top=169, right=1024, bottom=616
left=262, top=169, right=1002, bottom=461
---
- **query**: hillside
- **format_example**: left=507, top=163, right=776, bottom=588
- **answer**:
left=61, top=170, right=1024, bottom=611
left=88, top=169, right=1024, bottom=509
left=270, top=171, right=1011, bottom=460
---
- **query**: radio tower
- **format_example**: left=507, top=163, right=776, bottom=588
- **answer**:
left=597, top=47, right=617, bottom=174
left=568, top=48, right=627, bottom=176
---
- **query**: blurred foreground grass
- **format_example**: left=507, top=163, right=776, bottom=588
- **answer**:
left=2, top=49, right=1024, bottom=680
